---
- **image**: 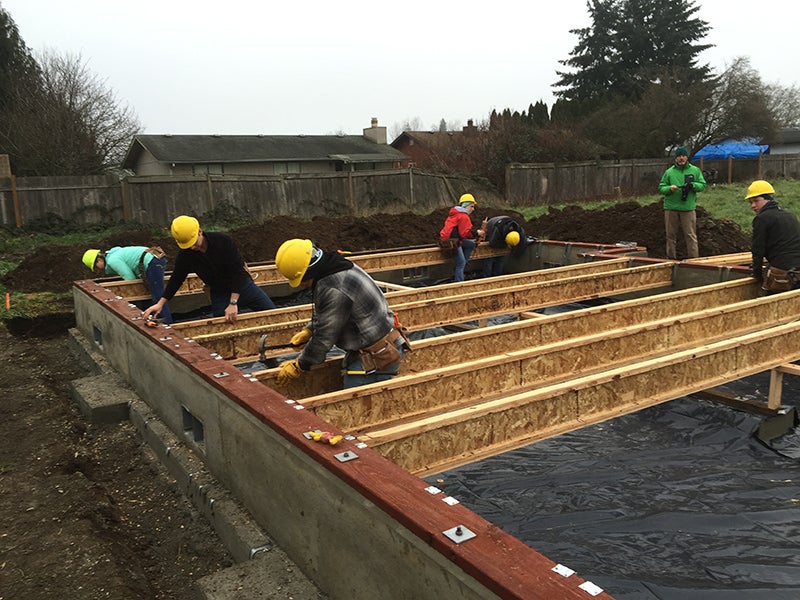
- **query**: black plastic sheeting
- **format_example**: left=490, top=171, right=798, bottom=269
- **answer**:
left=426, top=372, right=800, bottom=599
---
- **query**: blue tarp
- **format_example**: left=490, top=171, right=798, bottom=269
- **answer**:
left=694, top=140, right=769, bottom=160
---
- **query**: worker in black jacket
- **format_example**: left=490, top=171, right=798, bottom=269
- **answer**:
left=746, top=180, right=800, bottom=293
left=142, top=215, right=275, bottom=323
left=481, top=215, right=528, bottom=277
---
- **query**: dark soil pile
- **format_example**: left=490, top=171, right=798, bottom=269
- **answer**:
left=3, top=202, right=751, bottom=294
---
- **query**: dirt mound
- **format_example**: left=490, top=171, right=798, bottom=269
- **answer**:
left=2, top=203, right=751, bottom=295
left=534, top=201, right=750, bottom=258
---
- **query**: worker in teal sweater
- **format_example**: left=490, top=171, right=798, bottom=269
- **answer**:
left=82, top=246, right=173, bottom=324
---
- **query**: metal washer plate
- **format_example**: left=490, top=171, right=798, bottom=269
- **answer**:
left=442, top=525, right=476, bottom=544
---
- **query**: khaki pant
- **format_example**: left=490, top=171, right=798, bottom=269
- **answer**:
left=664, top=210, right=698, bottom=259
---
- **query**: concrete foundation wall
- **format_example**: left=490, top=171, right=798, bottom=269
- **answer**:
left=72, top=279, right=608, bottom=599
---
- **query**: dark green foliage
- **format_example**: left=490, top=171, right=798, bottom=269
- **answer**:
left=201, top=201, right=254, bottom=229
left=554, top=0, right=712, bottom=104
left=0, top=7, right=39, bottom=110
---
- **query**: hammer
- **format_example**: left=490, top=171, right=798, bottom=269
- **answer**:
left=258, top=334, right=296, bottom=368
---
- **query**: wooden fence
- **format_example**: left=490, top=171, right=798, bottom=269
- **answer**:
left=3, top=153, right=799, bottom=227
left=506, top=153, right=800, bottom=206
left=0, top=169, right=504, bottom=228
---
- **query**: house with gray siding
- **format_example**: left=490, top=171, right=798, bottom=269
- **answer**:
left=767, top=128, right=800, bottom=155
left=122, top=118, right=407, bottom=176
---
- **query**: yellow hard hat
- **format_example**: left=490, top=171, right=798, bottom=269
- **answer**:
left=171, top=215, right=200, bottom=249
left=745, top=180, right=775, bottom=200
left=276, top=238, right=314, bottom=287
left=459, top=193, right=476, bottom=206
left=505, top=231, right=520, bottom=247
left=82, top=249, right=101, bottom=271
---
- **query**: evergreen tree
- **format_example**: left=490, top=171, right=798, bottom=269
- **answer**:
left=0, top=6, right=39, bottom=110
left=530, top=100, right=550, bottom=126
left=554, top=0, right=712, bottom=104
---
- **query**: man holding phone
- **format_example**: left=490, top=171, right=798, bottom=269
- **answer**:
left=658, top=146, right=707, bottom=259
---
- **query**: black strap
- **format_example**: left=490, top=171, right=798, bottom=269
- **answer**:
left=139, top=251, right=150, bottom=290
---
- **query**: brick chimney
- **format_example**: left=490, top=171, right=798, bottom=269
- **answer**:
left=363, top=117, right=387, bottom=144
left=462, top=119, right=478, bottom=137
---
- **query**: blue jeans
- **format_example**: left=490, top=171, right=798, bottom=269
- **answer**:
left=454, top=239, right=476, bottom=282
left=209, top=278, right=276, bottom=317
left=145, top=257, right=173, bottom=324
left=482, top=255, right=505, bottom=277
left=343, top=341, right=404, bottom=389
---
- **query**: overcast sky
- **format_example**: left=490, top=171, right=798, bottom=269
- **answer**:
left=3, top=0, right=798, bottom=139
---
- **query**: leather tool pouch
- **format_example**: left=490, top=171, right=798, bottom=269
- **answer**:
left=139, top=246, right=166, bottom=290
left=359, top=329, right=402, bottom=373
left=438, top=238, right=458, bottom=257
left=147, top=246, right=166, bottom=259
left=764, top=266, right=793, bottom=293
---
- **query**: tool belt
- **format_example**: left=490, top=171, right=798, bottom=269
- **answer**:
left=138, top=246, right=166, bottom=289
left=763, top=266, right=797, bottom=293
left=359, top=328, right=403, bottom=373
left=438, top=237, right=459, bottom=257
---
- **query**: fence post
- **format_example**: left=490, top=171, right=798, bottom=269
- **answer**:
left=120, top=179, right=130, bottom=222
left=727, top=156, right=733, bottom=184
left=348, top=171, right=355, bottom=214
left=408, top=166, right=414, bottom=206
left=11, top=174, right=21, bottom=228
left=206, top=174, right=215, bottom=209
left=757, top=151, right=763, bottom=179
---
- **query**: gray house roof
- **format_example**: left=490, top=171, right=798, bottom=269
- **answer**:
left=122, top=134, right=407, bottom=169
left=776, top=128, right=800, bottom=145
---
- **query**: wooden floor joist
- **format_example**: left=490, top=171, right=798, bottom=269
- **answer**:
left=101, top=243, right=513, bottom=301
left=183, top=262, right=675, bottom=359
left=297, top=289, right=800, bottom=435
left=364, top=318, right=800, bottom=475
left=173, top=257, right=634, bottom=340
left=262, top=278, right=759, bottom=399
left=684, top=252, right=751, bottom=266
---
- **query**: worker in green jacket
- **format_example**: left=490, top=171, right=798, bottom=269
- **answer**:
left=658, top=146, right=707, bottom=259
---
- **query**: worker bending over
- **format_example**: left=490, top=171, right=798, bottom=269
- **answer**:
left=274, top=239, right=410, bottom=389
left=143, top=215, right=275, bottom=324
left=82, top=245, right=173, bottom=324
left=481, top=215, right=528, bottom=277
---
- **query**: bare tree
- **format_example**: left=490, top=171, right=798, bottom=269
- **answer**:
left=765, top=81, right=800, bottom=128
left=389, top=117, right=425, bottom=140
left=7, top=50, right=140, bottom=175
left=687, top=57, right=776, bottom=151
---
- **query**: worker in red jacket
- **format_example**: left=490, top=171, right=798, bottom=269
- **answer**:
left=438, top=193, right=485, bottom=282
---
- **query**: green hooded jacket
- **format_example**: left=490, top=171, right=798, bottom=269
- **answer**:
left=658, top=162, right=706, bottom=211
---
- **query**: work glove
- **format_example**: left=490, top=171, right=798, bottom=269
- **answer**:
left=276, top=359, right=304, bottom=386
left=291, top=327, right=312, bottom=347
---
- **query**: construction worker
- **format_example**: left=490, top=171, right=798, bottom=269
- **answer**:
left=438, top=193, right=486, bottom=282
left=82, top=246, right=173, bottom=324
left=142, top=215, right=275, bottom=324
left=274, top=238, right=409, bottom=389
left=745, top=180, right=800, bottom=293
left=658, top=146, right=706, bottom=259
left=481, top=215, right=528, bottom=277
